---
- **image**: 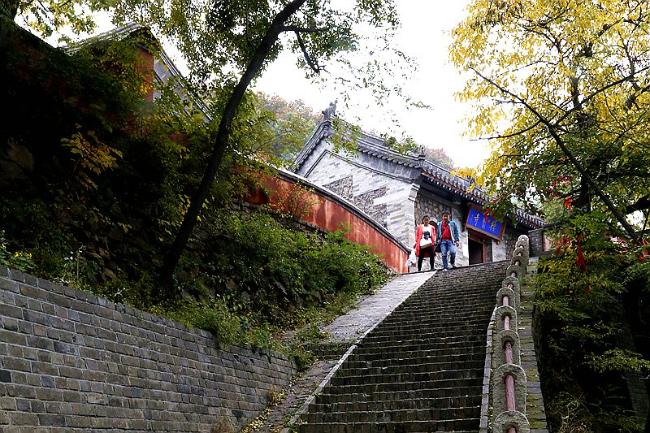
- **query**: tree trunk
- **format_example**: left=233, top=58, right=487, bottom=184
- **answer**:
left=157, top=0, right=308, bottom=299
left=1, top=0, right=19, bottom=18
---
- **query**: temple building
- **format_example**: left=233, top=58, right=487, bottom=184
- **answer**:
left=292, top=105, right=543, bottom=267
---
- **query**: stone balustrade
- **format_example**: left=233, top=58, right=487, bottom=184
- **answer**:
left=481, top=235, right=532, bottom=433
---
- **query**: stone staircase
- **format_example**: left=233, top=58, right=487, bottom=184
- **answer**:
left=297, top=261, right=508, bottom=433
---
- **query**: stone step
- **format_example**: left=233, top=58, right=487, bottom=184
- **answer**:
left=338, top=359, right=485, bottom=377
left=396, top=292, right=492, bottom=301
left=395, top=310, right=489, bottom=318
left=356, top=340, right=484, bottom=354
left=298, top=418, right=480, bottom=433
left=390, top=298, right=492, bottom=308
left=315, top=386, right=482, bottom=405
left=417, top=281, right=498, bottom=288
left=344, top=347, right=485, bottom=368
left=304, top=406, right=481, bottom=423
left=394, top=293, right=493, bottom=303
left=363, top=330, right=486, bottom=341
left=362, top=333, right=485, bottom=344
left=375, top=319, right=490, bottom=331
left=294, top=262, right=506, bottom=433
left=324, top=377, right=482, bottom=395
left=310, top=395, right=481, bottom=412
left=373, top=318, right=489, bottom=331
left=348, top=346, right=486, bottom=362
left=360, top=332, right=487, bottom=347
left=369, top=323, right=488, bottom=334
left=330, top=368, right=481, bottom=386
left=382, top=310, right=492, bottom=320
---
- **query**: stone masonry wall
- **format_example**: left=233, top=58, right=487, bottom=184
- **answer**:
left=302, top=150, right=416, bottom=246
left=0, top=268, right=295, bottom=433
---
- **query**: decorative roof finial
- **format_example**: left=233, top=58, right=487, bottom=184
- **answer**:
left=322, top=101, right=337, bottom=121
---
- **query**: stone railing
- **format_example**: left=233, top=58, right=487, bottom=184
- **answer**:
left=480, top=235, right=531, bottom=433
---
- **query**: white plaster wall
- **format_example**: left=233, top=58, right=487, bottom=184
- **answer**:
left=295, top=139, right=334, bottom=177
left=492, top=240, right=507, bottom=261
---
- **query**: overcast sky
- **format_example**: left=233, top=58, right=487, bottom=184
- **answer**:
left=255, top=1, right=485, bottom=168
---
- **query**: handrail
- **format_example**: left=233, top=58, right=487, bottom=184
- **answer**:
left=486, top=235, right=532, bottom=433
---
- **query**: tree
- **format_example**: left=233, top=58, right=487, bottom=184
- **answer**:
left=8, top=0, right=411, bottom=297
left=3, top=0, right=111, bottom=37
left=451, top=3, right=650, bottom=430
left=116, top=0, right=407, bottom=295
left=423, top=147, right=454, bottom=170
left=451, top=0, right=650, bottom=241
left=256, top=92, right=320, bottom=161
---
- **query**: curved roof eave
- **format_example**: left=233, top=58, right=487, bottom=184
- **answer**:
left=294, top=119, right=544, bottom=230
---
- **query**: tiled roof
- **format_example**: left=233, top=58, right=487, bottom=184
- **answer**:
left=63, top=23, right=211, bottom=119
left=63, top=23, right=151, bottom=53
left=294, top=118, right=544, bottom=229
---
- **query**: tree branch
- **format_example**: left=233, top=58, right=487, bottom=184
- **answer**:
left=626, top=195, right=650, bottom=214
left=159, top=0, right=310, bottom=296
left=281, top=25, right=326, bottom=33
left=479, top=119, right=543, bottom=140
left=294, top=30, right=322, bottom=73
left=470, top=67, right=642, bottom=242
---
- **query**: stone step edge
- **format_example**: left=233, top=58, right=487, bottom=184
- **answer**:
left=312, top=395, right=481, bottom=407
left=296, top=417, right=481, bottom=427
left=332, top=368, right=483, bottom=381
left=305, top=405, right=481, bottom=416
left=322, top=377, right=482, bottom=393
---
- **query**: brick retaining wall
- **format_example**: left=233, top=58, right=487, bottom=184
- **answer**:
left=0, top=267, right=295, bottom=432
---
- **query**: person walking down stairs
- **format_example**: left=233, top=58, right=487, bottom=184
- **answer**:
left=437, top=211, right=459, bottom=271
left=415, top=215, right=437, bottom=272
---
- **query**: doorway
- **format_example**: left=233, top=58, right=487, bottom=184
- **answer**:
left=468, top=237, right=486, bottom=265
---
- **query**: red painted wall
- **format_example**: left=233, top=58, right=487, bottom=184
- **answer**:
left=247, top=174, right=408, bottom=273
left=135, top=47, right=155, bottom=102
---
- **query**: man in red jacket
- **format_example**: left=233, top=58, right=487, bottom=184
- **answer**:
left=437, top=211, right=460, bottom=271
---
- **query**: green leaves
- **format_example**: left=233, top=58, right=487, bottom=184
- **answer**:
left=452, top=0, right=650, bottom=238
left=0, top=231, right=35, bottom=272
left=588, top=349, right=650, bottom=374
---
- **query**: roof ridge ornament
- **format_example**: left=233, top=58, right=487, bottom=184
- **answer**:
left=322, top=101, right=337, bottom=121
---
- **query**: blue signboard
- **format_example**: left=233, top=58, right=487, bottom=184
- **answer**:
left=466, top=207, right=505, bottom=240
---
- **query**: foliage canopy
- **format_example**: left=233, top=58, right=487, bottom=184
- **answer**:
left=451, top=0, right=650, bottom=239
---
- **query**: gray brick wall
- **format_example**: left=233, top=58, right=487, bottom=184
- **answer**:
left=0, top=268, right=295, bottom=432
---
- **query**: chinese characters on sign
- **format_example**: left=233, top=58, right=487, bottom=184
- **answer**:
left=466, top=207, right=505, bottom=240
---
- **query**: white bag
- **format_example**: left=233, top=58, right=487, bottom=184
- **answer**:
left=406, top=248, right=417, bottom=267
